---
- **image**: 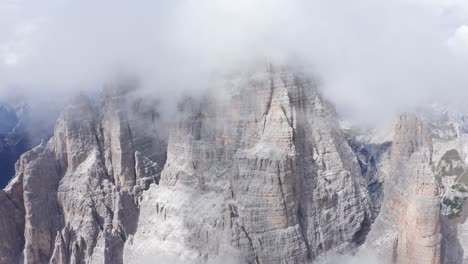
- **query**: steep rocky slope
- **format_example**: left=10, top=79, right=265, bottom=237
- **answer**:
left=344, top=129, right=392, bottom=214
left=0, top=83, right=166, bottom=263
left=9, top=65, right=468, bottom=263
left=124, top=65, right=372, bottom=263
left=345, top=106, right=468, bottom=264
left=0, top=66, right=374, bottom=263
left=414, top=105, right=468, bottom=263
left=365, top=113, right=441, bottom=264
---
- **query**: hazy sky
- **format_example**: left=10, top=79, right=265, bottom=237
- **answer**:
left=2, top=0, right=468, bottom=125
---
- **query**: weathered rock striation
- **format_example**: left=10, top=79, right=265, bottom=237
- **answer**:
left=124, top=65, right=372, bottom=263
left=0, top=82, right=166, bottom=264
left=366, top=113, right=441, bottom=264
left=0, top=66, right=374, bottom=264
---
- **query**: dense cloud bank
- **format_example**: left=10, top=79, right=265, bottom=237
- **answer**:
left=2, top=0, right=468, bottom=125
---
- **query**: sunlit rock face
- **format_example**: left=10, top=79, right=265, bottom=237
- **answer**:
left=0, top=65, right=373, bottom=264
left=2, top=68, right=461, bottom=264
left=0, top=83, right=166, bottom=264
left=6, top=66, right=468, bottom=264
left=366, top=113, right=441, bottom=264
left=124, top=65, right=372, bottom=263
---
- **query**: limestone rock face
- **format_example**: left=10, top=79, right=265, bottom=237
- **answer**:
left=366, top=113, right=441, bottom=264
left=124, top=65, right=372, bottom=263
left=0, top=66, right=372, bottom=264
left=0, top=84, right=166, bottom=264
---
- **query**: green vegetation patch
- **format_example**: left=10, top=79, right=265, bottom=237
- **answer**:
left=443, top=196, right=467, bottom=219
left=453, top=183, right=468, bottom=193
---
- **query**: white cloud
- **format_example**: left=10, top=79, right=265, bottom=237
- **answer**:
left=2, top=0, right=468, bottom=125
left=0, top=20, right=42, bottom=66
left=448, top=25, right=468, bottom=54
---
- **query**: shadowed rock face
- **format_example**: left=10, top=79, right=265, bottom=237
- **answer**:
left=0, top=85, right=166, bottom=264
left=366, top=113, right=441, bottom=264
left=124, top=65, right=372, bottom=263
left=0, top=104, right=32, bottom=188
left=346, top=136, right=392, bottom=215
left=0, top=102, right=56, bottom=189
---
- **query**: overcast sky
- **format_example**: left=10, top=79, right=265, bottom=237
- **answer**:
left=2, top=0, right=468, bottom=126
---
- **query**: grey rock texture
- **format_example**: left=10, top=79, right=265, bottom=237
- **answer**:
left=6, top=71, right=468, bottom=264
left=124, top=65, right=372, bottom=263
left=5, top=66, right=442, bottom=264
left=366, top=113, right=441, bottom=264
left=0, top=83, right=166, bottom=264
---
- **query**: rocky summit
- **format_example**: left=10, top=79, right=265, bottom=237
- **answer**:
left=2, top=65, right=468, bottom=263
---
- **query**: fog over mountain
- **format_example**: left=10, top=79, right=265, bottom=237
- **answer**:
left=2, top=0, right=468, bottom=125
left=4, top=1, right=468, bottom=264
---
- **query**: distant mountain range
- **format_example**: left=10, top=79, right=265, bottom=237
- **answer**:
left=0, top=103, right=53, bottom=188
left=0, top=104, right=31, bottom=188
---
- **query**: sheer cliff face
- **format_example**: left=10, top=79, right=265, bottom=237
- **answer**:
left=366, top=113, right=441, bottom=264
left=124, top=65, right=372, bottom=263
left=0, top=86, right=166, bottom=264
left=0, top=66, right=373, bottom=264
left=0, top=66, right=374, bottom=264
